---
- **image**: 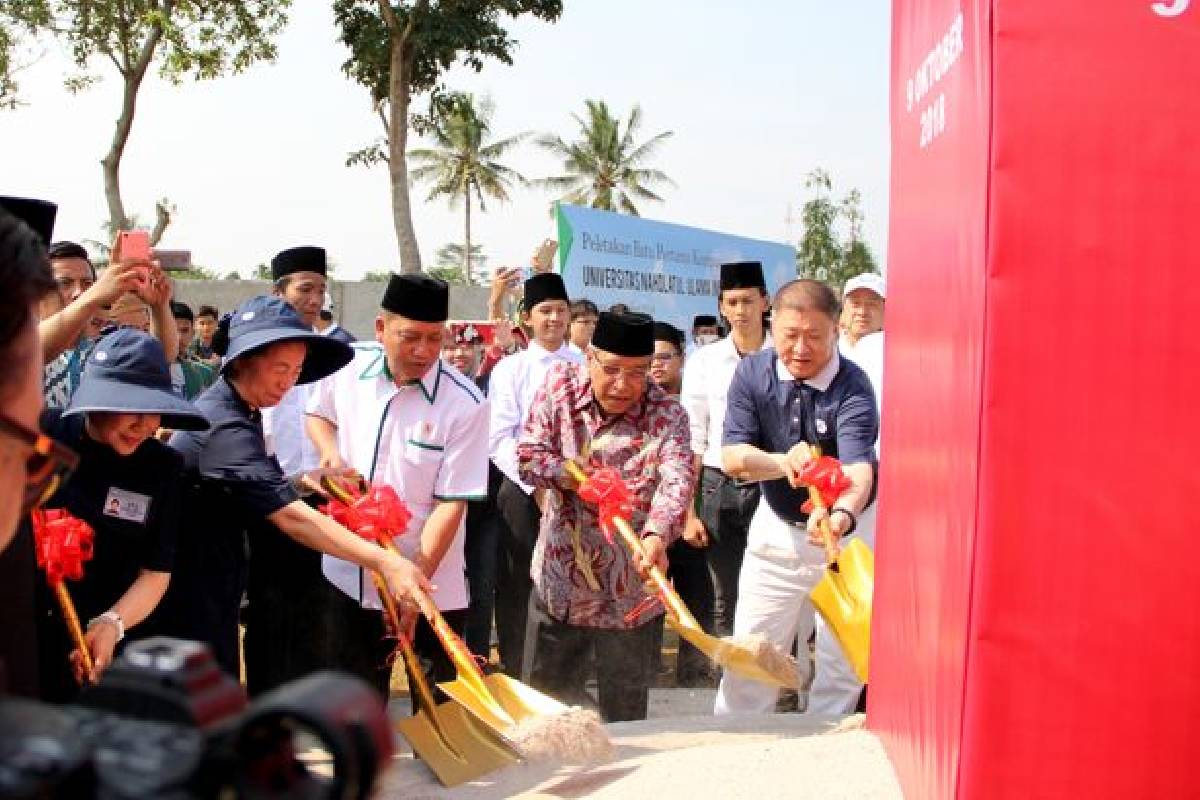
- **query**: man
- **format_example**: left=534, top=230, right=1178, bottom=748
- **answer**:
left=188, top=304, right=222, bottom=368
left=680, top=261, right=773, bottom=638
left=713, top=279, right=878, bottom=715
left=649, top=321, right=686, bottom=397
left=651, top=320, right=714, bottom=685
left=261, top=246, right=328, bottom=477
left=308, top=274, right=487, bottom=702
left=0, top=197, right=61, bottom=697
left=39, top=241, right=174, bottom=408
left=488, top=272, right=582, bottom=677
left=168, top=301, right=216, bottom=400
left=244, top=245, right=338, bottom=695
left=316, top=292, right=356, bottom=344
left=517, top=311, right=694, bottom=721
left=840, top=272, right=885, bottom=354
left=567, top=299, right=600, bottom=355
left=686, top=314, right=721, bottom=358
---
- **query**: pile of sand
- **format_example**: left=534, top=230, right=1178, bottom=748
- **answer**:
left=380, top=713, right=900, bottom=799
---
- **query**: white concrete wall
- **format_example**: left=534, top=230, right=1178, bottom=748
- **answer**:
left=171, top=279, right=492, bottom=340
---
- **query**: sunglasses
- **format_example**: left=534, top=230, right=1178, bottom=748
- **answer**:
left=0, top=414, right=80, bottom=514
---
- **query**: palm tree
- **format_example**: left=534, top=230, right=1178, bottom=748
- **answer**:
left=409, top=94, right=528, bottom=283
left=536, top=99, right=675, bottom=216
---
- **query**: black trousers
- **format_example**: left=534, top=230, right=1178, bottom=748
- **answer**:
left=699, top=467, right=760, bottom=637
left=527, top=598, right=658, bottom=723
left=462, top=468, right=504, bottom=660
left=667, top=537, right=715, bottom=683
left=243, top=513, right=346, bottom=697
left=323, top=584, right=468, bottom=714
left=494, top=476, right=540, bottom=678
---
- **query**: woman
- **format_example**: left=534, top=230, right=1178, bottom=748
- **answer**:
left=35, top=327, right=209, bottom=701
left=159, top=296, right=430, bottom=677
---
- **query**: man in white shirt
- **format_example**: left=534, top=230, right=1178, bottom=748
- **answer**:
left=679, top=261, right=773, bottom=638
left=685, top=314, right=721, bottom=359
left=307, top=274, right=488, bottom=703
left=839, top=272, right=885, bottom=356
left=488, top=272, right=581, bottom=677
left=244, top=245, right=344, bottom=696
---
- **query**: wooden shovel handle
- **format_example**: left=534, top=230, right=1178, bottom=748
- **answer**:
left=805, top=485, right=841, bottom=566
left=55, top=581, right=94, bottom=683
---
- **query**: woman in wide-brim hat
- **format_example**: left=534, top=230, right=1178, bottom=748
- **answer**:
left=34, top=327, right=209, bottom=698
left=156, top=295, right=431, bottom=678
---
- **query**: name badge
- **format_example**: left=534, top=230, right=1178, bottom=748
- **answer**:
left=103, top=487, right=152, bottom=524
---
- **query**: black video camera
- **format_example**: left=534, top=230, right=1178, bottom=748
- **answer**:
left=0, top=637, right=393, bottom=799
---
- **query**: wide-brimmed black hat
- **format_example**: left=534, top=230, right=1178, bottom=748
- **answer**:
left=0, top=196, right=57, bottom=245
left=65, top=329, right=209, bottom=430
left=522, top=273, right=569, bottom=312
left=381, top=273, right=449, bottom=322
left=271, top=246, right=327, bottom=281
left=592, top=311, right=654, bottom=357
left=220, top=296, right=352, bottom=385
left=719, top=261, right=766, bottom=291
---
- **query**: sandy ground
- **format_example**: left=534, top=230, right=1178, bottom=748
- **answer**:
left=376, top=708, right=901, bottom=799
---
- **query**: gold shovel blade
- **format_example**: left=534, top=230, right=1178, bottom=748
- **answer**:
left=810, top=537, right=874, bottom=683
left=396, top=701, right=520, bottom=788
left=438, top=673, right=569, bottom=734
left=669, top=618, right=801, bottom=689
left=483, top=673, right=570, bottom=724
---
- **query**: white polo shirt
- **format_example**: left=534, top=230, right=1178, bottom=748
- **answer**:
left=306, top=343, right=489, bottom=611
left=487, top=340, right=583, bottom=493
left=680, top=333, right=773, bottom=470
left=263, top=383, right=317, bottom=477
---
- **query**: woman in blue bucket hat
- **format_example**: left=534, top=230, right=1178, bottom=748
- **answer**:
left=33, top=327, right=209, bottom=700
left=156, top=296, right=432, bottom=677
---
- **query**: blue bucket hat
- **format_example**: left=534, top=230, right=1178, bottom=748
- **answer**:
left=219, top=295, right=353, bottom=384
left=65, top=329, right=210, bottom=431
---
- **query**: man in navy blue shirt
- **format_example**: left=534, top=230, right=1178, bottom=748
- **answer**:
left=713, top=279, right=878, bottom=715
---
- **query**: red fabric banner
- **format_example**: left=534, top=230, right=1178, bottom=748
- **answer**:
left=875, top=2, right=1200, bottom=798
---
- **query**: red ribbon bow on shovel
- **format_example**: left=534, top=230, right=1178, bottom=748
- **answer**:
left=798, top=455, right=852, bottom=515
left=33, top=509, right=95, bottom=585
left=575, top=466, right=634, bottom=546
left=32, top=509, right=96, bottom=681
left=321, top=483, right=413, bottom=544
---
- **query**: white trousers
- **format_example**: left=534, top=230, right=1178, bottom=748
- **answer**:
left=714, top=501, right=875, bottom=716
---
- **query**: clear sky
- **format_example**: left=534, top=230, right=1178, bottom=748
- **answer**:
left=1, top=1, right=891, bottom=280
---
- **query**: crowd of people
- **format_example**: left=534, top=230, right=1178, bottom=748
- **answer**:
left=0, top=194, right=886, bottom=728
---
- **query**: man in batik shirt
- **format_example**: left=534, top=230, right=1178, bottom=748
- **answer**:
left=517, top=311, right=695, bottom=722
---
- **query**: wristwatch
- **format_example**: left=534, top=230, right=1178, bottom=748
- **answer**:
left=88, top=610, right=125, bottom=642
left=829, top=507, right=858, bottom=536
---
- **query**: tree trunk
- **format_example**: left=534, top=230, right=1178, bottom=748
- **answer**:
left=101, top=22, right=165, bottom=237
left=386, top=36, right=422, bottom=273
left=464, top=190, right=472, bottom=284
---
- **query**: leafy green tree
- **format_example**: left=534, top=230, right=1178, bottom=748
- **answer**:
left=795, top=171, right=881, bottom=288
left=536, top=99, right=674, bottom=215
left=410, top=93, right=524, bottom=283
left=1, top=2, right=290, bottom=243
left=796, top=169, right=842, bottom=281
left=334, top=0, right=561, bottom=273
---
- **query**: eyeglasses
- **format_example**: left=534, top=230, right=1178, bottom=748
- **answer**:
left=0, top=413, right=80, bottom=514
left=590, top=353, right=651, bottom=382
